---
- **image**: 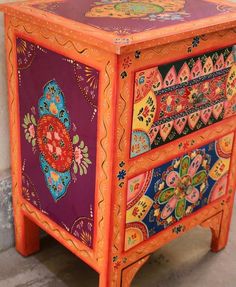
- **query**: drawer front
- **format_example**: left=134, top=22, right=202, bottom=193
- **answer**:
left=131, top=46, right=236, bottom=158
left=17, top=38, right=98, bottom=248
left=125, top=133, right=234, bottom=251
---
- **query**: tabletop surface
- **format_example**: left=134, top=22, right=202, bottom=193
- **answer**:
left=31, top=0, right=236, bottom=35
left=2, top=0, right=236, bottom=53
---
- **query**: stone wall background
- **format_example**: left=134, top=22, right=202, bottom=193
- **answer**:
left=0, top=0, right=16, bottom=252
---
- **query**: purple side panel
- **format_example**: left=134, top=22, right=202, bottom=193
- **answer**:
left=18, top=38, right=99, bottom=248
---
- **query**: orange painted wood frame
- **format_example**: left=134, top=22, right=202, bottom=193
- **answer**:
left=2, top=9, right=236, bottom=287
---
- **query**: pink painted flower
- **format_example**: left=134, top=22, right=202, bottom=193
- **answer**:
left=46, top=131, right=52, bottom=140
left=47, top=176, right=53, bottom=185
left=156, top=153, right=207, bottom=221
left=55, top=147, right=62, bottom=156
left=28, top=124, right=35, bottom=138
left=54, top=132, right=61, bottom=140
left=57, top=183, right=63, bottom=191
left=47, top=143, right=53, bottom=153
left=74, top=147, right=83, bottom=165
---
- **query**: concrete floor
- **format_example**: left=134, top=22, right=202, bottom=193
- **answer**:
left=0, top=202, right=235, bottom=287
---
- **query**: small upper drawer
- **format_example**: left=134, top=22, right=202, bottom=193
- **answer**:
left=131, top=46, right=236, bottom=158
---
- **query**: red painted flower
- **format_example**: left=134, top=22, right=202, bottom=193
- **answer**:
left=37, top=114, right=73, bottom=172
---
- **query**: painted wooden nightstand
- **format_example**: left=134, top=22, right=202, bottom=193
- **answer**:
left=1, top=0, right=236, bottom=286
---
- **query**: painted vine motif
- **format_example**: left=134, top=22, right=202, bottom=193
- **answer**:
left=125, top=133, right=234, bottom=251
left=17, top=38, right=99, bottom=248
left=131, top=46, right=236, bottom=158
left=23, top=80, right=92, bottom=201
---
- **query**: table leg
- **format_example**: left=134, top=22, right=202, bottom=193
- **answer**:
left=14, top=210, right=40, bottom=257
left=200, top=198, right=235, bottom=252
left=99, top=255, right=150, bottom=287
left=121, top=255, right=150, bottom=287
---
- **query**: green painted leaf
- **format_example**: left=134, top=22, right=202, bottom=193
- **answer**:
left=24, top=115, right=29, bottom=125
left=192, top=170, right=207, bottom=186
left=83, top=152, right=88, bottom=158
left=79, top=141, right=84, bottom=149
left=25, top=132, right=30, bottom=140
left=83, top=161, right=89, bottom=168
left=32, top=138, right=36, bottom=147
left=72, top=135, right=79, bottom=145
left=73, top=162, right=78, bottom=174
left=31, top=115, right=36, bottom=126
left=79, top=165, right=84, bottom=176
left=158, top=188, right=175, bottom=204
left=84, top=158, right=92, bottom=164
left=175, top=198, right=186, bottom=220
left=82, top=146, right=88, bottom=153
left=81, top=164, right=87, bottom=175
left=180, top=156, right=190, bottom=177
left=22, top=124, right=27, bottom=129
left=27, top=113, right=31, bottom=123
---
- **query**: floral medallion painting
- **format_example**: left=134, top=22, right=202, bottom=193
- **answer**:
left=17, top=38, right=99, bottom=248
left=125, top=133, right=234, bottom=250
left=85, top=0, right=187, bottom=19
left=33, top=0, right=236, bottom=35
left=131, top=46, right=236, bottom=157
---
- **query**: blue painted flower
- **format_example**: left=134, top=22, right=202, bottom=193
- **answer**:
left=192, top=36, right=200, bottom=48
left=117, top=169, right=126, bottom=180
